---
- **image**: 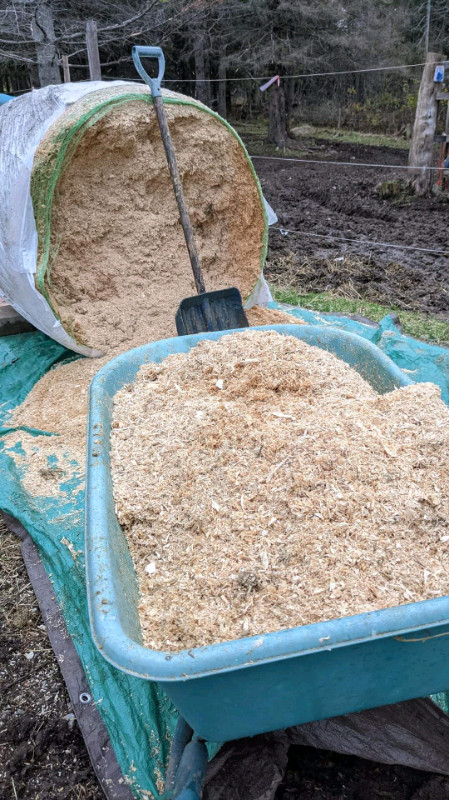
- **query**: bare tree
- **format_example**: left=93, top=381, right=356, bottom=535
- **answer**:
left=0, top=0, right=166, bottom=88
left=0, top=0, right=420, bottom=126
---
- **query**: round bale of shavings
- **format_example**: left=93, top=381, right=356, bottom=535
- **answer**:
left=31, top=85, right=267, bottom=354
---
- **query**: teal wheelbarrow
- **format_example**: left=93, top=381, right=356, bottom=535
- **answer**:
left=85, top=325, right=449, bottom=800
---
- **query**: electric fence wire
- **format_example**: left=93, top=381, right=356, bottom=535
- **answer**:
left=162, top=60, right=448, bottom=82
left=271, top=227, right=449, bottom=256
left=6, top=57, right=445, bottom=92
left=100, top=59, right=449, bottom=81
left=251, top=155, right=445, bottom=172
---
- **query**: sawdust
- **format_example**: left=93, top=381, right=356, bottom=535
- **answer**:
left=245, top=306, right=303, bottom=326
left=7, top=311, right=288, bottom=498
left=5, top=435, right=85, bottom=500
left=6, top=357, right=101, bottom=497
left=110, top=329, right=449, bottom=651
left=44, top=99, right=265, bottom=353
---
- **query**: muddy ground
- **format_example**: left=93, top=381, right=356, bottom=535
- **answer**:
left=1, top=135, right=449, bottom=799
left=251, top=137, right=449, bottom=317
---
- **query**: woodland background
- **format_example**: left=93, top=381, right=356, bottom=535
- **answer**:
left=1, top=0, right=448, bottom=135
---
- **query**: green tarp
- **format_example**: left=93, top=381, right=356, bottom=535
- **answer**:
left=1, top=307, right=449, bottom=798
left=0, top=332, right=178, bottom=799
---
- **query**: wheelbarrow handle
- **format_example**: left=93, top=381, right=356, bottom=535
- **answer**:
left=132, top=46, right=165, bottom=97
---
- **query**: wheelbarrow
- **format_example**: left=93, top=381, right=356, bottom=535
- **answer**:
left=85, top=324, right=449, bottom=799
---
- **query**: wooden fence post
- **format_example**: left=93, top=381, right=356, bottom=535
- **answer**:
left=408, top=51, right=446, bottom=195
left=61, top=55, right=70, bottom=83
left=86, top=20, right=102, bottom=82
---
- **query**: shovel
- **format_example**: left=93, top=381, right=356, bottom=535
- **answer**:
left=132, top=46, right=249, bottom=336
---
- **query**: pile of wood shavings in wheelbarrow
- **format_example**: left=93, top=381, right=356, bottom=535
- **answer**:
left=111, top=329, right=449, bottom=651
left=5, top=307, right=300, bottom=500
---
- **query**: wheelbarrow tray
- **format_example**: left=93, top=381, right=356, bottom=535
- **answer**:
left=86, top=325, right=449, bottom=743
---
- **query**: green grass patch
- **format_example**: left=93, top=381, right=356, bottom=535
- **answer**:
left=272, top=289, right=449, bottom=345
left=309, top=127, right=410, bottom=150
left=233, top=119, right=410, bottom=152
left=233, top=120, right=268, bottom=135
left=239, top=136, right=309, bottom=159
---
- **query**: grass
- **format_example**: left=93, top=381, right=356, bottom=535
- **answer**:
left=237, top=134, right=309, bottom=159
left=233, top=119, right=409, bottom=151
left=308, top=127, right=409, bottom=150
left=272, top=288, right=449, bottom=345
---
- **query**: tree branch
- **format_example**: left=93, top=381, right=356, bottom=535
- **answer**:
left=0, top=48, right=36, bottom=64
left=60, top=0, right=160, bottom=41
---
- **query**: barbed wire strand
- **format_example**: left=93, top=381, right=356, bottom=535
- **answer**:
left=272, top=227, right=449, bottom=256
left=251, top=155, right=444, bottom=172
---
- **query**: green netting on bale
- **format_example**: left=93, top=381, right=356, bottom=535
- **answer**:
left=30, top=86, right=268, bottom=329
left=1, top=310, right=449, bottom=798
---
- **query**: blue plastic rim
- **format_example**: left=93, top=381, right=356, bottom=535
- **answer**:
left=85, top=325, right=449, bottom=687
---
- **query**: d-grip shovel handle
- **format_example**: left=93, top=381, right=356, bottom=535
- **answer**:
left=132, top=46, right=165, bottom=98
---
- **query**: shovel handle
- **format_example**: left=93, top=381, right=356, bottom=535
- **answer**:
left=132, top=46, right=165, bottom=98
left=132, top=45, right=206, bottom=295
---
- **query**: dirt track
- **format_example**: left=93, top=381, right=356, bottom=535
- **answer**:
left=251, top=138, right=449, bottom=317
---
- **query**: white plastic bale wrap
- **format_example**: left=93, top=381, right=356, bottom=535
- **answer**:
left=0, top=81, right=128, bottom=356
left=243, top=198, right=276, bottom=309
left=0, top=82, right=276, bottom=356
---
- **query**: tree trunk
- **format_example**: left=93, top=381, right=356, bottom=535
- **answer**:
left=31, top=2, right=61, bottom=87
left=193, top=28, right=210, bottom=107
left=286, top=78, right=295, bottom=118
left=218, top=56, right=226, bottom=118
left=408, top=51, right=446, bottom=195
left=268, top=85, right=288, bottom=148
left=29, top=63, right=40, bottom=90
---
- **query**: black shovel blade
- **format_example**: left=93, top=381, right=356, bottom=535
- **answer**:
left=176, top=287, right=249, bottom=336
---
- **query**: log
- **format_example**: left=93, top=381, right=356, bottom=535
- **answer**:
left=408, top=52, right=446, bottom=195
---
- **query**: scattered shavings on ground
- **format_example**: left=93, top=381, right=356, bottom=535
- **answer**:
left=8, top=310, right=298, bottom=499
left=245, top=305, right=304, bottom=326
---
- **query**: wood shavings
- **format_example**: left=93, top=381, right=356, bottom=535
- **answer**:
left=42, top=99, right=265, bottom=352
left=3, top=431, right=85, bottom=499
left=7, top=310, right=293, bottom=502
left=61, top=537, right=82, bottom=562
left=110, top=329, right=449, bottom=652
left=245, top=306, right=304, bottom=326
left=6, top=358, right=101, bottom=499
